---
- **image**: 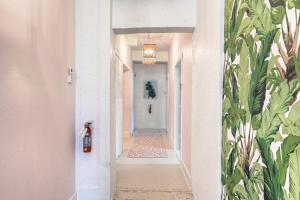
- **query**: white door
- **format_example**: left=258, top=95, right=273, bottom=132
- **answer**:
left=174, top=60, right=182, bottom=154
left=134, top=64, right=167, bottom=130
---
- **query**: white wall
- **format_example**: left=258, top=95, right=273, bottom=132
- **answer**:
left=75, top=0, right=116, bottom=199
left=191, top=0, right=223, bottom=199
left=123, top=59, right=134, bottom=144
left=112, top=0, right=196, bottom=33
left=115, top=35, right=132, bottom=158
left=168, top=33, right=193, bottom=176
left=0, top=0, right=75, bottom=199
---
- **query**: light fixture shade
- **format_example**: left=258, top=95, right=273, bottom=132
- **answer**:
left=143, top=57, right=156, bottom=65
left=143, top=44, right=156, bottom=58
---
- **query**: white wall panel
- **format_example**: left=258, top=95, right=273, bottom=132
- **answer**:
left=112, top=0, right=196, bottom=32
left=75, top=0, right=115, bottom=199
left=191, top=0, right=223, bottom=199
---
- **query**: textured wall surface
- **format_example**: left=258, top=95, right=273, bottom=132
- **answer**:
left=0, top=0, right=75, bottom=199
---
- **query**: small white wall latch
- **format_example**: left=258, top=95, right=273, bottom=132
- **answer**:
left=68, top=66, right=73, bottom=84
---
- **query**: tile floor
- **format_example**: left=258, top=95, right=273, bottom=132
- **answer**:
left=114, top=163, right=193, bottom=200
left=114, top=131, right=193, bottom=200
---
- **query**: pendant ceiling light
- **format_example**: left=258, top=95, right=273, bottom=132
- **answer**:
left=142, top=34, right=157, bottom=65
left=143, top=44, right=156, bottom=65
left=143, top=44, right=156, bottom=58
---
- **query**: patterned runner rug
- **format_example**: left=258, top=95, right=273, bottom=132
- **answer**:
left=127, top=134, right=168, bottom=158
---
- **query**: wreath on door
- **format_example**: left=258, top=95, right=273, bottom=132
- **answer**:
left=145, top=81, right=156, bottom=99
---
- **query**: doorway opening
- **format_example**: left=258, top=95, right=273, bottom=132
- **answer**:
left=174, top=60, right=182, bottom=157
left=133, top=63, right=168, bottom=133
left=113, top=33, right=193, bottom=199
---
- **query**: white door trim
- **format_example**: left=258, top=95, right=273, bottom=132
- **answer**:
left=174, top=58, right=183, bottom=158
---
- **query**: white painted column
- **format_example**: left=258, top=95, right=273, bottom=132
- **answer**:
left=75, top=0, right=115, bottom=199
left=191, top=0, right=223, bottom=199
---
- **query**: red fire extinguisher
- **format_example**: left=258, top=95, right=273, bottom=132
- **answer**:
left=82, top=122, right=93, bottom=153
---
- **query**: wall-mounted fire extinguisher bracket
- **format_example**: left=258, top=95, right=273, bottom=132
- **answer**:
left=80, top=121, right=94, bottom=153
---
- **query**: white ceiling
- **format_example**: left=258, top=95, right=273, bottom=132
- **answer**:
left=123, top=33, right=174, bottom=51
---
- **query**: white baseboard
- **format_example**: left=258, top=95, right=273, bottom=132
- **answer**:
left=69, top=192, right=77, bottom=200
left=179, top=159, right=192, bottom=190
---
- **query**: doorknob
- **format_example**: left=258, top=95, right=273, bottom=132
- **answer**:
left=148, top=104, right=152, bottom=114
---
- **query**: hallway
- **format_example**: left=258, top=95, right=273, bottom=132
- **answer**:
left=0, top=0, right=223, bottom=199
left=110, top=32, right=194, bottom=200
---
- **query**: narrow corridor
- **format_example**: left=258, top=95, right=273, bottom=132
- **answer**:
left=0, top=0, right=223, bottom=199
left=111, top=32, right=194, bottom=199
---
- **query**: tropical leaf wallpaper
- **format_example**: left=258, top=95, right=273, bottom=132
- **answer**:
left=222, top=0, right=300, bottom=199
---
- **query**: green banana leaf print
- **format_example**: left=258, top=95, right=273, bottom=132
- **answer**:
left=222, top=0, right=300, bottom=199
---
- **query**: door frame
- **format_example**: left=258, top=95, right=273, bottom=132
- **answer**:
left=174, top=58, right=183, bottom=158
left=132, top=61, right=168, bottom=133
